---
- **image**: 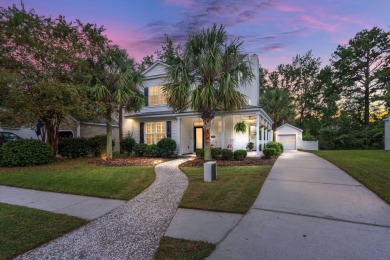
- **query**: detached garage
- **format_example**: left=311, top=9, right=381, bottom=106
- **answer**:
left=276, top=124, right=302, bottom=150
left=276, top=123, right=318, bottom=150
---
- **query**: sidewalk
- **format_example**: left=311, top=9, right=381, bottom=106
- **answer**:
left=15, top=158, right=189, bottom=260
left=209, top=151, right=390, bottom=260
left=0, top=185, right=125, bottom=220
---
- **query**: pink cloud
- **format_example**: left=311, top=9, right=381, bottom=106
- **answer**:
left=276, top=5, right=304, bottom=13
left=103, top=23, right=156, bottom=62
left=300, top=15, right=338, bottom=32
left=331, top=15, right=371, bottom=28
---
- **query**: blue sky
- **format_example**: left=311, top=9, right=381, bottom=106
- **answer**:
left=2, top=0, right=389, bottom=70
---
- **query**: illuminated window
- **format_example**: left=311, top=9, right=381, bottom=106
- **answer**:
left=149, top=86, right=167, bottom=106
left=145, top=122, right=165, bottom=144
left=218, top=121, right=222, bottom=133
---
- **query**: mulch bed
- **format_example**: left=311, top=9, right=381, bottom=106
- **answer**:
left=89, top=157, right=175, bottom=167
left=179, top=157, right=277, bottom=167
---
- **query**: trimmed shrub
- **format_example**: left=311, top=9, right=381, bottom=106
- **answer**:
left=88, top=135, right=107, bottom=157
left=0, top=139, right=52, bottom=166
left=277, top=142, right=284, bottom=153
left=234, top=149, right=247, bottom=160
left=211, top=147, right=222, bottom=160
left=145, top=144, right=159, bottom=157
left=196, top=149, right=204, bottom=158
left=265, top=141, right=283, bottom=156
left=120, top=134, right=136, bottom=155
left=263, top=147, right=276, bottom=159
left=157, top=138, right=177, bottom=157
left=221, top=149, right=233, bottom=160
left=58, top=137, right=90, bottom=158
left=133, top=143, right=148, bottom=156
left=246, top=142, right=254, bottom=150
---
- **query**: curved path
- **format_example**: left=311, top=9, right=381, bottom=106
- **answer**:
left=16, top=158, right=189, bottom=260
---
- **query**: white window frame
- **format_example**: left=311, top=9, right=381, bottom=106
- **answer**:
left=149, top=86, right=167, bottom=106
left=145, top=122, right=165, bottom=144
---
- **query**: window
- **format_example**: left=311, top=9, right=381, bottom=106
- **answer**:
left=218, top=121, right=222, bottom=133
left=145, top=122, right=165, bottom=144
left=149, top=86, right=167, bottom=106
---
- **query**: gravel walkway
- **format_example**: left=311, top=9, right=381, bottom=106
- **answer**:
left=16, top=158, right=189, bottom=260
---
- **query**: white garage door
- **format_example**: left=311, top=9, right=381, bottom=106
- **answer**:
left=278, top=135, right=296, bottom=150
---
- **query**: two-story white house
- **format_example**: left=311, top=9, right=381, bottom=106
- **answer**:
left=123, top=54, right=273, bottom=156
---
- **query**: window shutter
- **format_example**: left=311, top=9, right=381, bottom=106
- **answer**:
left=144, top=87, right=149, bottom=106
left=166, top=121, right=171, bottom=138
left=140, top=122, right=144, bottom=143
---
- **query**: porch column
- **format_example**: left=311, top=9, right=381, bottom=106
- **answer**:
left=177, top=117, right=182, bottom=155
left=256, top=114, right=260, bottom=157
left=221, top=115, right=225, bottom=149
left=261, top=125, right=265, bottom=150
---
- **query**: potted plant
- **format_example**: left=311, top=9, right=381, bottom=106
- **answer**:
left=234, top=121, right=247, bottom=134
left=246, top=142, right=254, bottom=151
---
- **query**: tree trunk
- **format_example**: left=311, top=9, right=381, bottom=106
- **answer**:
left=43, top=118, right=59, bottom=158
left=273, top=125, right=277, bottom=141
left=119, top=105, right=124, bottom=154
left=364, top=82, right=370, bottom=125
left=203, top=118, right=212, bottom=161
left=106, top=107, right=113, bottom=160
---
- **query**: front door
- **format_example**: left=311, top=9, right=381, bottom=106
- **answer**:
left=194, top=127, right=204, bottom=151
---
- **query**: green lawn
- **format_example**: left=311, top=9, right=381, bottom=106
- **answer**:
left=0, top=203, right=87, bottom=260
left=312, top=150, right=390, bottom=203
left=179, top=166, right=271, bottom=214
left=0, top=158, right=155, bottom=200
left=155, top=237, right=215, bottom=260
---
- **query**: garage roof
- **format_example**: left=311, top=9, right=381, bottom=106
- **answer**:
left=277, top=123, right=303, bottom=132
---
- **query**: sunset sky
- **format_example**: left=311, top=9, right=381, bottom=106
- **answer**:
left=2, top=0, right=389, bottom=70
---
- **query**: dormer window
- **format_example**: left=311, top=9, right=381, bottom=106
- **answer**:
left=149, top=86, right=167, bottom=106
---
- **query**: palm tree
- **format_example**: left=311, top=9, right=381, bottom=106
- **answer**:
left=164, top=24, right=254, bottom=160
left=260, top=87, right=295, bottom=140
left=85, top=45, right=144, bottom=159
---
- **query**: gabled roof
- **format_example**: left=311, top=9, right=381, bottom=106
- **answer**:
left=277, top=123, right=303, bottom=132
left=141, top=60, right=169, bottom=76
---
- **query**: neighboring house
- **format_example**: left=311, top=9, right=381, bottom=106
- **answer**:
left=276, top=123, right=318, bottom=150
left=123, top=55, right=273, bottom=156
left=385, top=115, right=389, bottom=150
left=0, top=117, right=120, bottom=152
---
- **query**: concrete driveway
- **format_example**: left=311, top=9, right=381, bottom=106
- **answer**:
left=209, top=151, right=390, bottom=260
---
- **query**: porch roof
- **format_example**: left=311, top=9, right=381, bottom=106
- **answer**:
left=125, top=105, right=274, bottom=124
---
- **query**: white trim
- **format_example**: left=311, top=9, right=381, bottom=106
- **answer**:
left=141, top=60, right=169, bottom=76
left=256, top=114, right=260, bottom=156
left=277, top=123, right=303, bottom=132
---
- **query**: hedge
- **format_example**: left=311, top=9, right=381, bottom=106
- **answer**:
left=0, top=139, right=52, bottom=166
left=58, top=137, right=90, bottom=158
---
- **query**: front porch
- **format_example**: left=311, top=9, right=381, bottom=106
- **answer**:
left=177, top=108, right=273, bottom=157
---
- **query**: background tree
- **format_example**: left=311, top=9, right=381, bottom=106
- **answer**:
left=279, top=51, right=322, bottom=130
left=86, top=45, right=144, bottom=159
left=156, top=35, right=182, bottom=65
left=0, top=4, right=107, bottom=156
left=136, top=55, right=155, bottom=72
left=260, top=87, right=295, bottom=140
left=164, top=24, right=253, bottom=160
left=331, top=27, right=390, bottom=125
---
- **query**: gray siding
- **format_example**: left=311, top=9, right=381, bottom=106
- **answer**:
left=239, top=54, right=260, bottom=106
left=143, top=63, right=168, bottom=78
left=80, top=124, right=120, bottom=152
left=138, top=77, right=171, bottom=114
